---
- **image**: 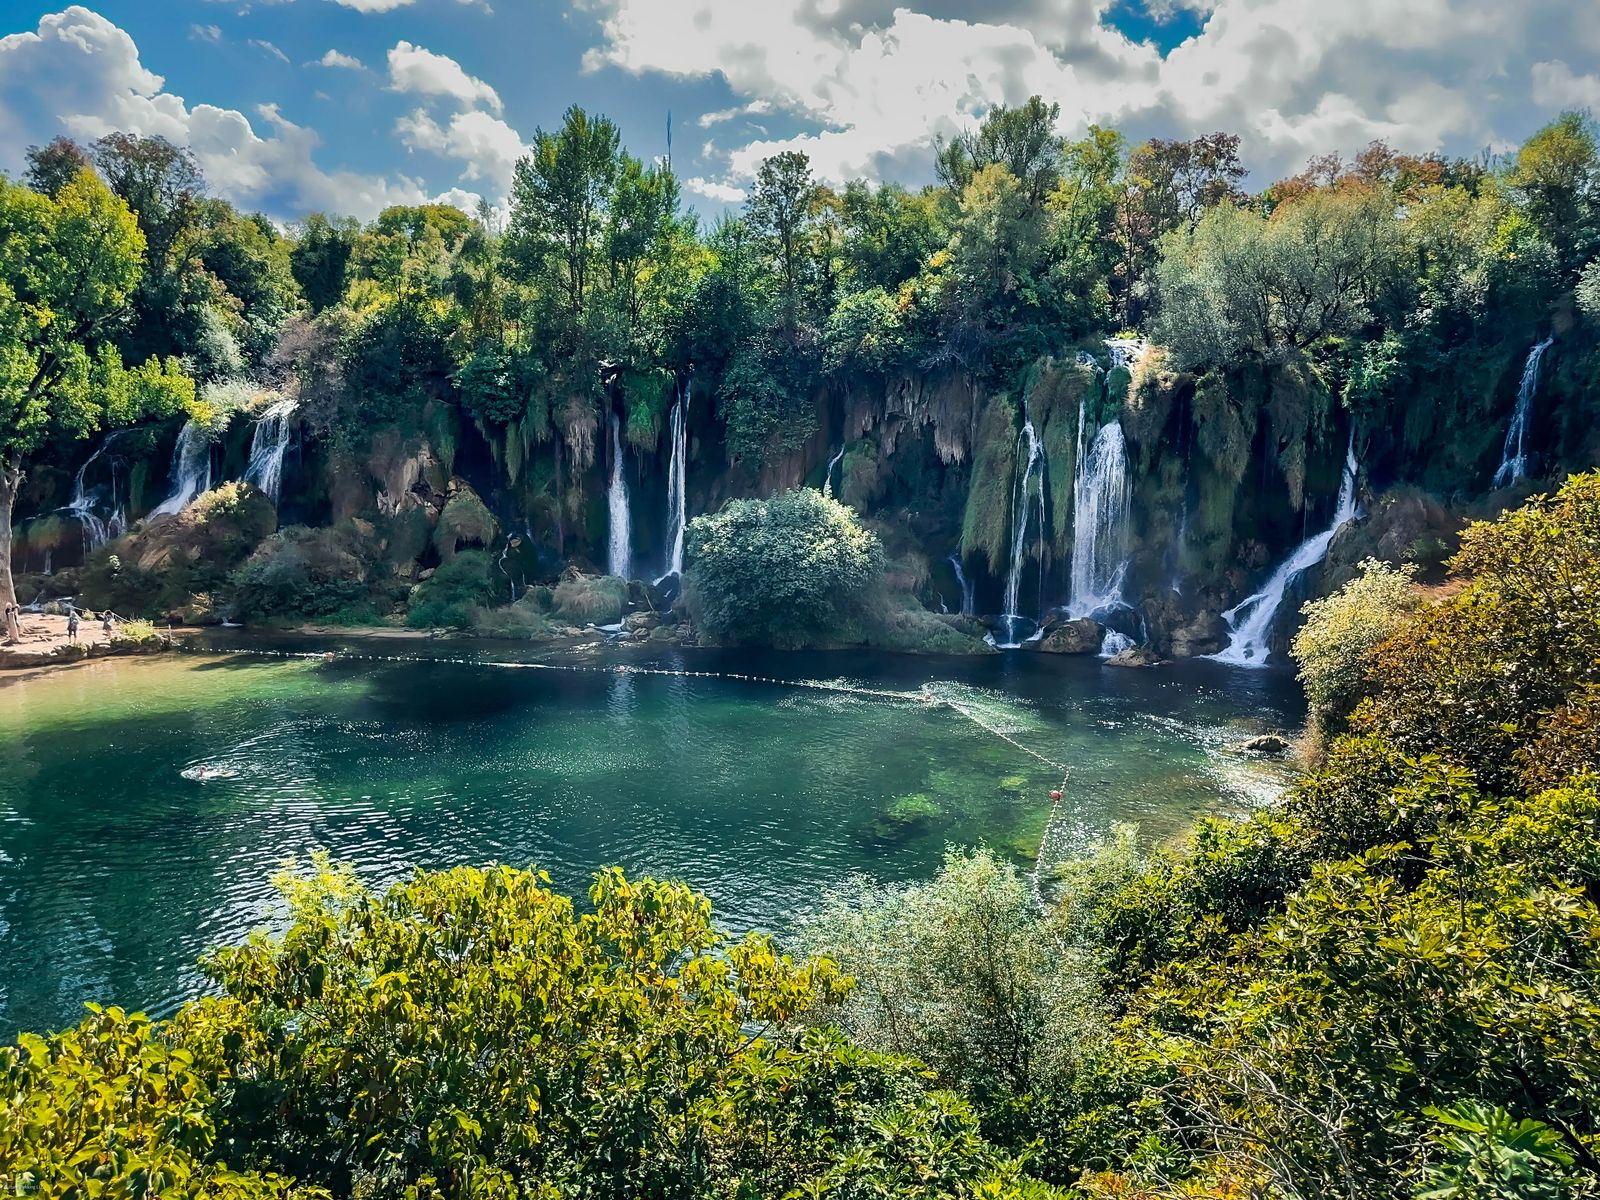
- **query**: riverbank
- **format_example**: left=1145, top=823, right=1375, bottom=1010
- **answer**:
left=0, top=612, right=186, bottom=675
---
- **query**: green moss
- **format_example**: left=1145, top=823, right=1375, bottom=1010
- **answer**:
left=1193, top=370, right=1256, bottom=485
left=433, top=486, right=498, bottom=562
left=961, top=396, right=1019, bottom=575
left=622, top=368, right=675, bottom=452
left=552, top=573, right=627, bottom=625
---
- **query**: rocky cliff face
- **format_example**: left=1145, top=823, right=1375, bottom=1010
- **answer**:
left=14, top=327, right=1596, bottom=657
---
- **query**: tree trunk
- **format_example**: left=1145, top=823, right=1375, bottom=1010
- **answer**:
left=0, top=465, right=21, bottom=642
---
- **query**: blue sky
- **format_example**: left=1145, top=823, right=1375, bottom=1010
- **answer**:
left=1, top=0, right=1594, bottom=224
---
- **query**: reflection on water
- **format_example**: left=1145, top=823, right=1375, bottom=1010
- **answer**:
left=0, top=637, right=1302, bottom=1036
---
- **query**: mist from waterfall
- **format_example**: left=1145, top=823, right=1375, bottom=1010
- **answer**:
left=1068, top=399, right=1132, bottom=618
left=242, top=399, right=298, bottom=504
left=151, top=420, right=213, bottom=517
left=997, top=399, right=1047, bottom=648
left=1493, top=336, right=1554, bottom=488
left=657, top=381, right=690, bottom=583
left=1210, top=432, right=1361, bottom=667
left=607, top=410, right=632, bottom=579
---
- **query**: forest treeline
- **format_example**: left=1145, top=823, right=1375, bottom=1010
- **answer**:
left=3, top=101, right=1599, bottom=639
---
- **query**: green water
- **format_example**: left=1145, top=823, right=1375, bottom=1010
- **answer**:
left=0, top=637, right=1300, bottom=1036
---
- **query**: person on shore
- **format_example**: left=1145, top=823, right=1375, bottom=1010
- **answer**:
left=66, top=607, right=79, bottom=644
left=2, top=602, right=19, bottom=643
left=101, top=611, right=116, bottom=638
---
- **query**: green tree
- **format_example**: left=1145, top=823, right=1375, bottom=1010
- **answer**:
left=22, top=135, right=93, bottom=199
left=746, top=151, right=820, bottom=339
left=507, top=105, right=622, bottom=329
left=0, top=171, right=194, bottom=636
left=289, top=213, right=358, bottom=313
left=1153, top=186, right=1400, bottom=367
left=685, top=489, right=882, bottom=646
left=1510, top=111, right=1599, bottom=275
left=936, top=96, right=1064, bottom=210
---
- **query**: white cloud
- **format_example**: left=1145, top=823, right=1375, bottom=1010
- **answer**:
left=0, top=6, right=424, bottom=220
left=684, top=176, right=746, bottom=203
left=189, top=24, right=222, bottom=44
left=387, top=40, right=502, bottom=113
left=316, top=49, right=366, bottom=70
left=332, top=0, right=415, bottom=12
left=250, top=38, right=290, bottom=65
left=397, top=107, right=528, bottom=198
left=585, top=0, right=1588, bottom=189
left=1531, top=61, right=1600, bottom=110
left=697, top=99, right=771, bottom=128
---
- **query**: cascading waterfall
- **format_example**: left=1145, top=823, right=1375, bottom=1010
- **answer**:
left=1493, top=336, right=1554, bottom=488
left=824, top=443, right=846, bottom=498
left=607, top=410, right=632, bottom=579
left=1068, top=400, right=1132, bottom=618
left=151, top=419, right=213, bottom=516
left=657, top=382, right=690, bottom=582
left=62, top=434, right=125, bottom=553
left=949, top=555, right=975, bottom=617
left=243, top=398, right=298, bottom=504
left=1210, top=432, right=1361, bottom=667
left=997, top=398, right=1047, bottom=648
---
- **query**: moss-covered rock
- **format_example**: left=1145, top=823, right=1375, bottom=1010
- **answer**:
left=552, top=572, right=628, bottom=626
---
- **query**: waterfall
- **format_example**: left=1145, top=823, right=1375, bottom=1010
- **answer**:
left=657, top=381, right=690, bottom=582
left=151, top=419, right=213, bottom=516
left=1104, top=336, right=1146, bottom=371
left=1099, top=629, right=1134, bottom=658
left=1493, top=336, right=1555, bottom=488
left=949, top=555, right=975, bottom=617
left=1068, top=400, right=1132, bottom=617
left=62, top=434, right=124, bottom=553
left=998, top=399, right=1047, bottom=648
left=242, top=398, right=298, bottom=504
left=1210, top=433, right=1361, bottom=668
left=824, top=443, right=846, bottom=498
left=607, top=410, right=632, bottom=579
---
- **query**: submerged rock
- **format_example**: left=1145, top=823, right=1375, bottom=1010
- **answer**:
left=1231, top=732, right=1292, bottom=758
left=1035, top=617, right=1102, bottom=654
left=1106, top=645, right=1162, bottom=668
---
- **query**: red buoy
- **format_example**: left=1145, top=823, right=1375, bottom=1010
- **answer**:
left=1049, top=789, right=1063, bottom=803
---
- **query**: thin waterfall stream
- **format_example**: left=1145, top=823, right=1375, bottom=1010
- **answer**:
left=1493, top=336, right=1554, bottom=488
left=1210, top=432, right=1361, bottom=667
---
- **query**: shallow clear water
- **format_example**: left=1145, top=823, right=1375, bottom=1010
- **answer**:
left=0, top=637, right=1301, bottom=1036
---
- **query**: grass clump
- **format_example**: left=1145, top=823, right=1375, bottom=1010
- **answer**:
left=551, top=573, right=627, bottom=626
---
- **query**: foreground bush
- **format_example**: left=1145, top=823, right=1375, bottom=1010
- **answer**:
left=686, top=489, right=883, bottom=648
left=4, top=863, right=1048, bottom=1200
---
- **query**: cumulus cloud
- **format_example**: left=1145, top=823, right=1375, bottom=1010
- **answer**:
left=332, top=0, right=415, bottom=12
left=585, top=0, right=1587, bottom=189
left=1531, top=61, right=1600, bottom=110
left=316, top=49, right=365, bottom=70
left=387, top=40, right=502, bottom=113
left=396, top=107, right=528, bottom=197
left=684, top=176, right=746, bottom=203
left=0, top=6, right=424, bottom=220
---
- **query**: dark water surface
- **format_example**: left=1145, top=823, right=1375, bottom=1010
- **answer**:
left=0, top=636, right=1301, bottom=1036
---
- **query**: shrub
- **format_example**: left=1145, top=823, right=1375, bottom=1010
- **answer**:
left=226, top=525, right=373, bottom=622
left=432, top=485, right=498, bottom=562
left=685, top=489, right=883, bottom=648
left=405, top=550, right=497, bottom=629
left=1354, top=471, right=1600, bottom=794
left=1291, top=557, right=1417, bottom=731
left=802, top=846, right=1104, bottom=1100
left=550, top=572, right=627, bottom=625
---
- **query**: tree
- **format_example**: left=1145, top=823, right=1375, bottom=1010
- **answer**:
left=936, top=96, right=1063, bottom=210
left=604, top=154, right=678, bottom=331
left=1510, top=111, right=1599, bottom=276
left=289, top=213, right=358, bottom=313
left=1579, top=257, right=1600, bottom=322
left=22, top=135, right=93, bottom=199
left=685, top=489, right=882, bottom=646
left=90, top=133, right=203, bottom=280
left=507, top=105, right=621, bottom=329
left=0, top=172, right=194, bottom=637
left=1152, top=186, right=1400, bottom=367
left=746, top=151, right=819, bottom=338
